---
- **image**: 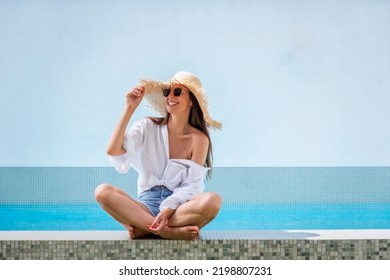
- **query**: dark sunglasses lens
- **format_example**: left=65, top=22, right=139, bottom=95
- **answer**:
left=173, top=88, right=182, bottom=96
left=163, top=88, right=183, bottom=97
left=162, top=88, right=170, bottom=97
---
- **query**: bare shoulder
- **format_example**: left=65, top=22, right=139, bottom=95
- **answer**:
left=192, top=128, right=209, bottom=144
left=188, top=128, right=209, bottom=165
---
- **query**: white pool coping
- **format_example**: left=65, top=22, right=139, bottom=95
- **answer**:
left=1, top=229, right=389, bottom=240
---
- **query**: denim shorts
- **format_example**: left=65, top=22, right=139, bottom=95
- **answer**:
left=138, top=186, right=173, bottom=217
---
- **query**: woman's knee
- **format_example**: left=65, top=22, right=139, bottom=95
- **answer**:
left=200, top=192, right=222, bottom=216
left=95, top=183, right=115, bottom=204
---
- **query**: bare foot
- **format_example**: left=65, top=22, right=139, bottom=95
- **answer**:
left=127, top=225, right=135, bottom=239
left=122, top=224, right=149, bottom=239
left=158, top=225, right=200, bottom=240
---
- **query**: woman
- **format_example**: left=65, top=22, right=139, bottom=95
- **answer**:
left=95, top=71, right=222, bottom=240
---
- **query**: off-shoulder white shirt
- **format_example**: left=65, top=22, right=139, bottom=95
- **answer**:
left=109, top=118, right=210, bottom=211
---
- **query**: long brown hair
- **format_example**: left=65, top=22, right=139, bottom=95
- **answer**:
left=149, top=92, right=213, bottom=179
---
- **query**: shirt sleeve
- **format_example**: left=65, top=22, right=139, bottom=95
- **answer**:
left=108, top=119, right=146, bottom=173
left=159, top=163, right=210, bottom=211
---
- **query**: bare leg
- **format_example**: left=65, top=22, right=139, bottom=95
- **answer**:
left=169, top=192, right=222, bottom=227
left=96, top=184, right=222, bottom=240
left=95, top=183, right=154, bottom=239
left=158, top=192, right=222, bottom=240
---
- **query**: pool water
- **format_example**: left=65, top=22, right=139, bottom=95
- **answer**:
left=1, top=203, right=389, bottom=231
left=1, top=167, right=390, bottom=232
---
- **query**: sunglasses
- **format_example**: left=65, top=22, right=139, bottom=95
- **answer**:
left=162, top=88, right=186, bottom=97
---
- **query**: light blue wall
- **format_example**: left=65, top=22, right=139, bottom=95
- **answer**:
left=1, top=0, right=390, bottom=167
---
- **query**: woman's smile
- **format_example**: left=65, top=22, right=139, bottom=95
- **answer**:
left=167, top=100, right=179, bottom=107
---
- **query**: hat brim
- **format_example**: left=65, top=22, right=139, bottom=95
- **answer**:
left=139, top=79, right=168, bottom=117
left=139, top=78, right=222, bottom=130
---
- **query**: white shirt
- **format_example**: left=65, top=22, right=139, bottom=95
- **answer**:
left=108, top=118, right=210, bottom=211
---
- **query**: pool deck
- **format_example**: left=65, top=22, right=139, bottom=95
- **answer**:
left=1, top=229, right=389, bottom=240
left=2, top=230, right=389, bottom=260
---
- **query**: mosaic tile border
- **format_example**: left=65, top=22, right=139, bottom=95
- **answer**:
left=1, top=240, right=389, bottom=260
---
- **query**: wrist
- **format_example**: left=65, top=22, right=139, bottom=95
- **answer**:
left=125, top=104, right=136, bottom=112
left=162, top=208, right=175, bottom=217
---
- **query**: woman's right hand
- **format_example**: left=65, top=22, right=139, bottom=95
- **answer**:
left=126, top=86, right=145, bottom=110
left=106, top=85, right=145, bottom=156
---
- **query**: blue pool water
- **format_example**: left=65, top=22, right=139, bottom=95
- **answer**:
left=1, top=203, right=390, bottom=231
left=1, top=167, right=390, bottom=231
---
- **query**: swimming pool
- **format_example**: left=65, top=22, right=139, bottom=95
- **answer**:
left=1, top=167, right=390, bottom=260
left=1, top=203, right=390, bottom=231
left=1, top=167, right=390, bottom=231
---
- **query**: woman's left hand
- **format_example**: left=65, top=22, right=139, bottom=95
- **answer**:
left=148, top=208, right=175, bottom=234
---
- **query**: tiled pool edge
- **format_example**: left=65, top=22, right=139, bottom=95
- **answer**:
left=1, top=239, right=389, bottom=260
left=2, top=229, right=390, bottom=240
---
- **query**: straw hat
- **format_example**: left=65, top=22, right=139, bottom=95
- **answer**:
left=139, top=71, right=222, bottom=130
